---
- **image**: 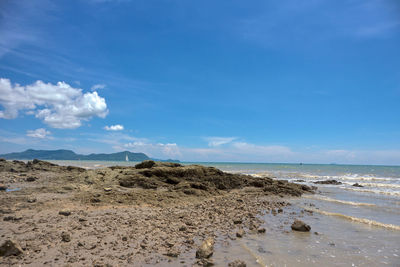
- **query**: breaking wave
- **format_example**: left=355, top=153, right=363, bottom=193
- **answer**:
left=303, top=195, right=376, bottom=207
left=304, top=208, right=400, bottom=231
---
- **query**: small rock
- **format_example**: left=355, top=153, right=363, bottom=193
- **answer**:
left=3, top=216, right=22, bottom=222
left=165, top=241, right=174, bottom=248
left=164, top=249, right=180, bottom=257
left=228, top=260, right=247, bottom=267
left=352, top=183, right=363, bottom=187
left=0, top=184, right=7, bottom=191
left=233, top=218, right=242, bottom=224
left=236, top=228, right=245, bottom=238
left=257, top=247, right=267, bottom=253
left=122, top=236, right=128, bottom=241
left=61, top=232, right=71, bottom=242
left=0, top=240, right=23, bottom=256
left=59, top=210, right=71, bottom=216
left=140, top=241, right=147, bottom=249
left=195, top=237, right=215, bottom=259
left=104, top=188, right=112, bottom=192
left=90, top=198, right=101, bottom=203
left=257, top=227, right=266, bottom=233
left=197, top=258, right=214, bottom=266
left=178, top=225, right=187, bottom=231
left=27, top=198, right=36, bottom=203
left=291, top=220, right=311, bottom=232
left=26, top=177, right=37, bottom=182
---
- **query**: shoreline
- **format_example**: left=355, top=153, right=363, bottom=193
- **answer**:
left=0, top=159, right=314, bottom=266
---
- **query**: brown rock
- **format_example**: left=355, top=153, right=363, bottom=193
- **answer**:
left=3, top=216, right=22, bottom=222
left=228, top=260, right=247, bottom=267
left=195, top=237, right=215, bottom=259
left=61, top=232, right=71, bottom=242
left=291, top=220, right=311, bottom=232
left=59, top=210, right=71, bottom=216
left=0, top=240, right=23, bottom=256
left=257, top=227, right=266, bottom=233
left=135, top=160, right=156, bottom=169
left=236, top=228, right=245, bottom=238
left=233, top=218, right=242, bottom=224
left=164, top=248, right=180, bottom=257
left=197, top=258, right=214, bottom=266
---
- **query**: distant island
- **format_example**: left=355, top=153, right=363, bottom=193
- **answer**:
left=0, top=149, right=180, bottom=162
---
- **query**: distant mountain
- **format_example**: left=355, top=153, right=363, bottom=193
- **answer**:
left=0, top=149, right=150, bottom=162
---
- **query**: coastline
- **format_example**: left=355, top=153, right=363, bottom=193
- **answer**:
left=0, top=159, right=313, bottom=266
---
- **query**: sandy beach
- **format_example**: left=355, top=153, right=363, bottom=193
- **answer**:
left=0, top=159, right=314, bottom=266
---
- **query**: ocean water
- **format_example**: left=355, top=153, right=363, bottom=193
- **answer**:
left=51, top=160, right=400, bottom=266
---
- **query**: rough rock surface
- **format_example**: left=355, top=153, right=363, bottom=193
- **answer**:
left=0, top=159, right=314, bottom=266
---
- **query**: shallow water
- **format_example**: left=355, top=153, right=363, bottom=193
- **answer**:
left=212, top=201, right=400, bottom=266
left=49, top=160, right=400, bottom=266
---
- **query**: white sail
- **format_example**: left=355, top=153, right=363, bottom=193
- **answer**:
left=125, top=154, right=129, bottom=161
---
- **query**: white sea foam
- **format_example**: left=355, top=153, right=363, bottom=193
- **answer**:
left=304, top=207, right=400, bottom=231
left=359, top=183, right=400, bottom=189
left=343, top=187, right=400, bottom=197
left=303, top=195, right=376, bottom=207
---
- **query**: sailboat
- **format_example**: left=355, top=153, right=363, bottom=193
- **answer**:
left=125, top=153, right=129, bottom=162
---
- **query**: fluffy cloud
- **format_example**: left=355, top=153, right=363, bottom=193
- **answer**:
left=0, top=78, right=108, bottom=128
left=104, top=124, right=124, bottom=131
left=26, top=128, right=51, bottom=139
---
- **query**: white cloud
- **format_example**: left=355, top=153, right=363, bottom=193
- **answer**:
left=91, top=84, right=106, bottom=91
left=104, top=124, right=124, bottom=131
left=26, top=128, right=51, bottom=139
left=0, top=78, right=108, bottom=128
left=205, top=137, right=236, bottom=147
left=124, top=142, right=181, bottom=158
left=87, top=133, right=400, bottom=165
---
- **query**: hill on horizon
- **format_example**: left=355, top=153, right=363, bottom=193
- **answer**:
left=0, top=149, right=154, bottom=162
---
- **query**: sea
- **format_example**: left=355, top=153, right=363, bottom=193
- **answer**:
left=50, top=160, right=400, bottom=266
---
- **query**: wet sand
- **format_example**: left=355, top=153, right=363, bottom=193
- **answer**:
left=0, top=159, right=314, bottom=266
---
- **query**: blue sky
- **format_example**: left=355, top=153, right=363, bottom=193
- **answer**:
left=1, top=0, right=400, bottom=164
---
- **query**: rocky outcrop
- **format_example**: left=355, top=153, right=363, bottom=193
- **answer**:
left=118, top=162, right=314, bottom=197
left=352, top=183, right=363, bottom=187
left=314, top=180, right=342, bottom=185
left=0, top=159, right=85, bottom=173
left=135, top=160, right=156, bottom=169
left=291, top=220, right=311, bottom=232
